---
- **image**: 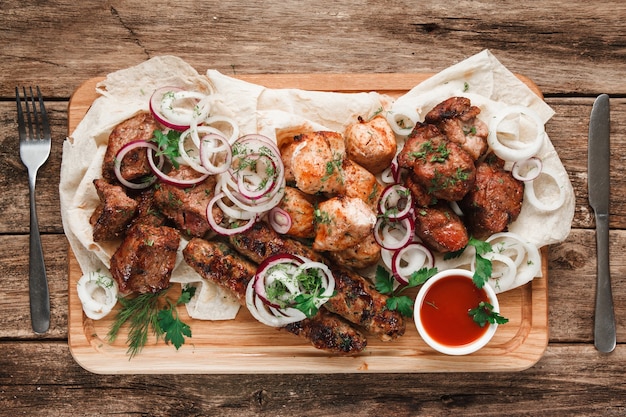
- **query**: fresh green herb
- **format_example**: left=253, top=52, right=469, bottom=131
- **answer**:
left=469, top=301, right=509, bottom=327
left=375, top=265, right=438, bottom=317
left=445, top=237, right=493, bottom=288
left=463, top=81, right=470, bottom=92
left=107, top=286, right=196, bottom=358
left=151, top=129, right=182, bottom=169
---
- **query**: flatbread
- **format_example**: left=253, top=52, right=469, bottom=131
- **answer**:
left=60, top=50, right=575, bottom=320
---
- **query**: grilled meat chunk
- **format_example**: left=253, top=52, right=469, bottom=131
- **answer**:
left=90, top=179, right=138, bottom=242
left=344, top=115, right=397, bottom=174
left=425, top=97, right=488, bottom=161
left=183, top=237, right=367, bottom=354
left=414, top=203, right=469, bottom=253
left=129, top=188, right=166, bottom=228
left=102, top=112, right=158, bottom=182
left=460, top=156, right=524, bottom=239
left=276, top=186, right=317, bottom=239
left=230, top=221, right=406, bottom=341
left=109, top=224, right=180, bottom=294
left=341, top=159, right=384, bottom=211
left=287, top=131, right=346, bottom=195
left=397, top=123, right=476, bottom=202
left=153, top=165, right=221, bottom=237
left=313, top=196, right=377, bottom=252
left=326, top=232, right=381, bottom=269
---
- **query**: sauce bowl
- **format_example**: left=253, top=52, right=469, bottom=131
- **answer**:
left=414, top=268, right=500, bottom=355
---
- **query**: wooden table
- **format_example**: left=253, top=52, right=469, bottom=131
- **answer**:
left=1, top=1, right=625, bottom=415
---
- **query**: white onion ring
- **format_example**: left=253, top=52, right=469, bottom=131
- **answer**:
left=523, top=167, right=566, bottom=212
left=373, top=216, right=415, bottom=250
left=488, top=105, right=546, bottom=162
left=378, top=184, right=413, bottom=220
left=76, top=270, right=118, bottom=320
left=486, top=232, right=541, bottom=290
left=199, top=133, right=232, bottom=175
left=386, top=104, right=420, bottom=136
left=476, top=252, right=518, bottom=293
left=511, top=157, right=543, bottom=182
left=206, top=191, right=257, bottom=236
left=114, top=140, right=163, bottom=189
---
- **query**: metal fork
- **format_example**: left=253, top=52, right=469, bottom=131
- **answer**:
left=17, top=86, right=51, bottom=334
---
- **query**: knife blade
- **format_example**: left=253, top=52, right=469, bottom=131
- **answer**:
left=588, top=93, right=616, bottom=353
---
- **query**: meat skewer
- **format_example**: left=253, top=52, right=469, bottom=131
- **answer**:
left=183, top=238, right=367, bottom=355
left=229, top=221, right=406, bottom=341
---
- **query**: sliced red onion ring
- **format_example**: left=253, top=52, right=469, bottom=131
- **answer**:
left=511, top=157, right=543, bottom=182
left=149, top=87, right=208, bottom=131
left=206, top=191, right=258, bottom=236
left=199, top=132, right=232, bottom=175
left=268, top=207, right=292, bottom=234
left=373, top=216, right=415, bottom=250
left=378, top=184, right=413, bottom=220
left=114, top=140, right=163, bottom=189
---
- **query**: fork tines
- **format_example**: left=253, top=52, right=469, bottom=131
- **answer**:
left=16, top=86, right=50, bottom=142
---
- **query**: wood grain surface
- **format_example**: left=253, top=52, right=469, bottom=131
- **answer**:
left=2, top=1, right=626, bottom=415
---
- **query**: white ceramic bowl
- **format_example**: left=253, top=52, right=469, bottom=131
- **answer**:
left=413, top=268, right=499, bottom=355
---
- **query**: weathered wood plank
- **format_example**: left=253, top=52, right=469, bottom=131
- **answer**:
left=1, top=1, right=626, bottom=97
left=0, top=341, right=624, bottom=416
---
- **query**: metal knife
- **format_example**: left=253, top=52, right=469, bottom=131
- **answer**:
left=588, top=93, right=616, bottom=353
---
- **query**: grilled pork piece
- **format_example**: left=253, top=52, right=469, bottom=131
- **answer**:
left=153, top=165, right=221, bottom=238
left=414, top=204, right=469, bottom=253
left=276, top=186, right=317, bottom=239
left=109, top=224, right=180, bottom=294
left=102, top=112, right=158, bottom=183
left=397, top=123, right=476, bottom=202
left=90, top=179, right=138, bottom=242
left=229, top=221, right=406, bottom=341
left=341, top=159, right=384, bottom=211
left=326, top=232, right=381, bottom=269
left=424, top=97, right=489, bottom=161
left=183, top=238, right=367, bottom=354
left=460, top=156, right=524, bottom=239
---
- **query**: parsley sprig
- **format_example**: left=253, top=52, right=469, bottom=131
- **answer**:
left=444, top=237, right=493, bottom=288
left=107, top=286, right=196, bottom=358
left=151, top=129, right=182, bottom=169
left=469, top=301, right=509, bottom=327
left=375, top=265, right=438, bottom=317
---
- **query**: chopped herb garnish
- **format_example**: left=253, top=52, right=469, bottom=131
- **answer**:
left=469, top=301, right=509, bottom=327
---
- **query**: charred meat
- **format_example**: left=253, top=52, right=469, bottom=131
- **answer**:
left=153, top=165, right=221, bottom=238
left=424, top=96, right=489, bottom=161
left=460, top=156, right=524, bottom=239
left=90, top=178, right=138, bottom=242
left=109, top=224, right=180, bottom=294
left=414, top=204, right=469, bottom=253
left=102, top=112, right=157, bottom=183
left=397, top=123, right=476, bottom=202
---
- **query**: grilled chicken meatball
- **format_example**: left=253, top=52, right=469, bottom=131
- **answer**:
left=313, top=196, right=377, bottom=252
left=183, top=237, right=368, bottom=355
left=414, top=203, right=469, bottom=253
left=460, top=156, right=524, bottom=239
left=102, top=112, right=158, bottom=183
left=326, top=232, right=381, bottom=269
left=109, top=223, right=180, bottom=293
left=341, top=159, right=384, bottom=211
left=286, top=131, right=346, bottom=195
left=397, top=123, right=475, bottom=202
left=90, top=179, right=138, bottom=242
left=276, top=186, right=317, bottom=239
left=344, top=115, right=397, bottom=174
left=425, top=97, right=489, bottom=161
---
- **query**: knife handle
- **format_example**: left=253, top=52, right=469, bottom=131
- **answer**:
left=594, top=213, right=616, bottom=353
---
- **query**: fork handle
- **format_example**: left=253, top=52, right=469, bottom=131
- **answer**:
left=28, top=174, right=50, bottom=334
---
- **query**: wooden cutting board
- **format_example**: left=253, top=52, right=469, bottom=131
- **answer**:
left=67, top=73, right=549, bottom=374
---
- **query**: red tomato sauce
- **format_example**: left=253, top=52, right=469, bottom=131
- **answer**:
left=420, top=275, right=490, bottom=346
